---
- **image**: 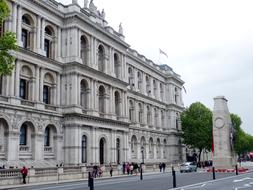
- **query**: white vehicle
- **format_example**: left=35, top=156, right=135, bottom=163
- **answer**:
left=180, top=162, right=197, bottom=173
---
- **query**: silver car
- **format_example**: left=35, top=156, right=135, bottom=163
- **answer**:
left=180, top=162, right=197, bottom=173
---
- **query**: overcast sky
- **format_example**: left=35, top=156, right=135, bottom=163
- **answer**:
left=58, top=0, right=253, bottom=134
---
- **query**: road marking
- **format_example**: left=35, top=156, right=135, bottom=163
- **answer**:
left=233, top=177, right=252, bottom=183
left=181, top=183, right=206, bottom=190
left=235, top=183, right=252, bottom=190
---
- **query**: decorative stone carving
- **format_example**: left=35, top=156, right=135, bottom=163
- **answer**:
left=118, top=23, right=123, bottom=35
left=83, top=0, right=88, bottom=8
left=89, top=0, right=97, bottom=13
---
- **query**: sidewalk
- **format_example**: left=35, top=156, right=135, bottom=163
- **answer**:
left=0, top=170, right=164, bottom=190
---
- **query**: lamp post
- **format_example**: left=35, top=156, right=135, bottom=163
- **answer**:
left=140, top=146, right=144, bottom=180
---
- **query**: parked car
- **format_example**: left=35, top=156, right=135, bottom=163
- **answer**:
left=180, top=162, right=197, bottom=173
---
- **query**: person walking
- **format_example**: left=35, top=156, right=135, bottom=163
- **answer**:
left=122, top=162, right=126, bottom=174
left=21, top=166, right=28, bottom=184
left=109, top=164, right=113, bottom=177
left=159, top=162, right=162, bottom=172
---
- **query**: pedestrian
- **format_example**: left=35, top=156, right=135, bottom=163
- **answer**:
left=159, top=162, right=162, bottom=172
left=130, top=163, right=133, bottom=175
left=21, top=166, right=28, bottom=184
left=162, top=162, right=166, bottom=172
left=126, top=163, right=130, bottom=175
left=122, top=162, right=126, bottom=174
left=109, top=164, right=113, bottom=177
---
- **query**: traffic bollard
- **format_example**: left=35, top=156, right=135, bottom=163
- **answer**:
left=90, top=176, right=94, bottom=190
left=235, top=164, right=238, bottom=175
left=88, top=172, right=91, bottom=187
left=212, top=167, right=216, bottom=180
left=172, top=166, right=176, bottom=188
left=140, top=167, right=143, bottom=180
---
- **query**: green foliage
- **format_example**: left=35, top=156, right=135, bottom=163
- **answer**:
left=180, top=102, right=213, bottom=161
left=231, top=113, right=253, bottom=155
left=0, top=0, right=9, bottom=23
left=0, top=0, right=17, bottom=76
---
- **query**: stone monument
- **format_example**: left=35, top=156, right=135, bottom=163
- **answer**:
left=213, top=96, right=236, bottom=168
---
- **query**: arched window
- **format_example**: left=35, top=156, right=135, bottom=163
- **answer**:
left=154, top=108, right=158, bottom=127
left=44, top=127, right=50, bottom=146
left=20, top=65, right=33, bottom=100
left=43, top=73, right=55, bottom=105
left=149, top=138, right=154, bottom=159
left=98, top=86, right=106, bottom=114
left=161, top=110, right=165, bottom=128
left=175, top=87, right=178, bottom=104
left=163, top=139, right=167, bottom=159
left=82, top=135, right=87, bottom=163
left=44, top=125, right=57, bottom=154
left=160, top=83, right=164, bottom=101
left=138, top=103, right=143, bottom=123
left=128, top=67, right=134, bottom=89
left=115, top=91, right=121, bottom=116
left=140, top=137, right=146, bottom=159
left=129, top=100, right=134, bottom=122
left=99, top=138, right=106, bottom=164
left=98, top=45, right=105, bottom=72
left=137, top=71, right=142, bottom=91
left=146, top=76, right=150, bottom=95
left=131, top=136, right=137, bottom=159
left=44, top=26, right=54, bottom=58
left=116, top=138, right=120, bottom=164
left=80, top=79, right=89, bottom=109
left=0, top=119, right=8, bottom=154
left=114, top=53, right=121, bottom=79
left=157, top=138, right=161, bottom=159
left=147, top=106, right=151, bottom=126
left=153, top=80, right=157, bottom=97
left=21, top=14, right=34, bottom=50
left=80, top=36, right=88, bottom=65
left=20, top=124, right=27, bottom=145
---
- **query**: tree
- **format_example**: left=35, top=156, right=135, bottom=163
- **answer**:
left=180, top=102, right=213, bottom=162
left=231, top=113, right=253, bottom=156
left=0, top=0, right=17, bottom=76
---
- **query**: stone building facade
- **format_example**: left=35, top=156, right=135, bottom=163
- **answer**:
left=0, top=0, right=185, bottom=168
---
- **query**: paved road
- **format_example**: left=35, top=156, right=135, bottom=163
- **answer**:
left=7, top=171, right=245, bottom=190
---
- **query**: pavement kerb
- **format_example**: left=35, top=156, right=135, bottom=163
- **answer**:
left=0, top=170, right=164, bottom=190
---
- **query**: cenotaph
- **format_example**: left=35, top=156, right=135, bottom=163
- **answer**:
left=213, top=96, right=236, bottom=168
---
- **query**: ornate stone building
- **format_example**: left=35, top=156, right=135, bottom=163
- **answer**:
left=0, top=0, right=184, bottom=168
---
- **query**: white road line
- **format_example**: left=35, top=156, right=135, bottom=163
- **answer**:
left=233, top=177, right=252, bottom=183
left=168, top=172, right=253, bottom=190
left=181, top=183, right=206, bottom=190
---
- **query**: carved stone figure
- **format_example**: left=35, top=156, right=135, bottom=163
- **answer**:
left=89, top=0, right=97, bottom=13
left=84, top=0, right=88, bottom=8
left=101, top=9, right=105, bottom=19
left=119, top=23, right=123, bottom=35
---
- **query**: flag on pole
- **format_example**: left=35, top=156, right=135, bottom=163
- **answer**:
left=159, top=48, right=168, bottom=58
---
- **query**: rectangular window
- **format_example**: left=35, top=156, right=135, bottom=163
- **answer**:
left=43, top=85, right=50, bottom=104
left=44, top=39, right=50, bottom=58
left=22, top=29, right=28, bottom=48
left=19, top=79, right=27, bottom=99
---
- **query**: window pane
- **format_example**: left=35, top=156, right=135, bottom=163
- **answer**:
left=20, top=125, right=27, bottom=145
left=20, top=79, right=27, bottom=99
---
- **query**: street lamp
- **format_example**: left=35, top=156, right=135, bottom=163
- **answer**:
left=140, top=146, right=144, bottom=180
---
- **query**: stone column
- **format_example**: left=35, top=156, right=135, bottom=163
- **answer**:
left=35, top=65, right=40, bottom=102
left=39, top=68, right=44, bottom=102
left=11, top=3, right=17, bottom=33
left=9, top=61, right=16, bottom=96
left=7, top=131, right=19, bottom=162
left=14, top=61, right=20, bottom=97
left=57, top=27, right=62, bottom=60
left=57, top=73, right=61, bottom=106
left=142, top=73, right=147, bottom=95
left=36, top=16, right=41, bottom=53
left=34, top=134, right=44, bottom=161
left=17, top=5, right=22, bottom=46
left=41, top=18, right=45, bottom=54
left=71, top=74, right=78, bottom=105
